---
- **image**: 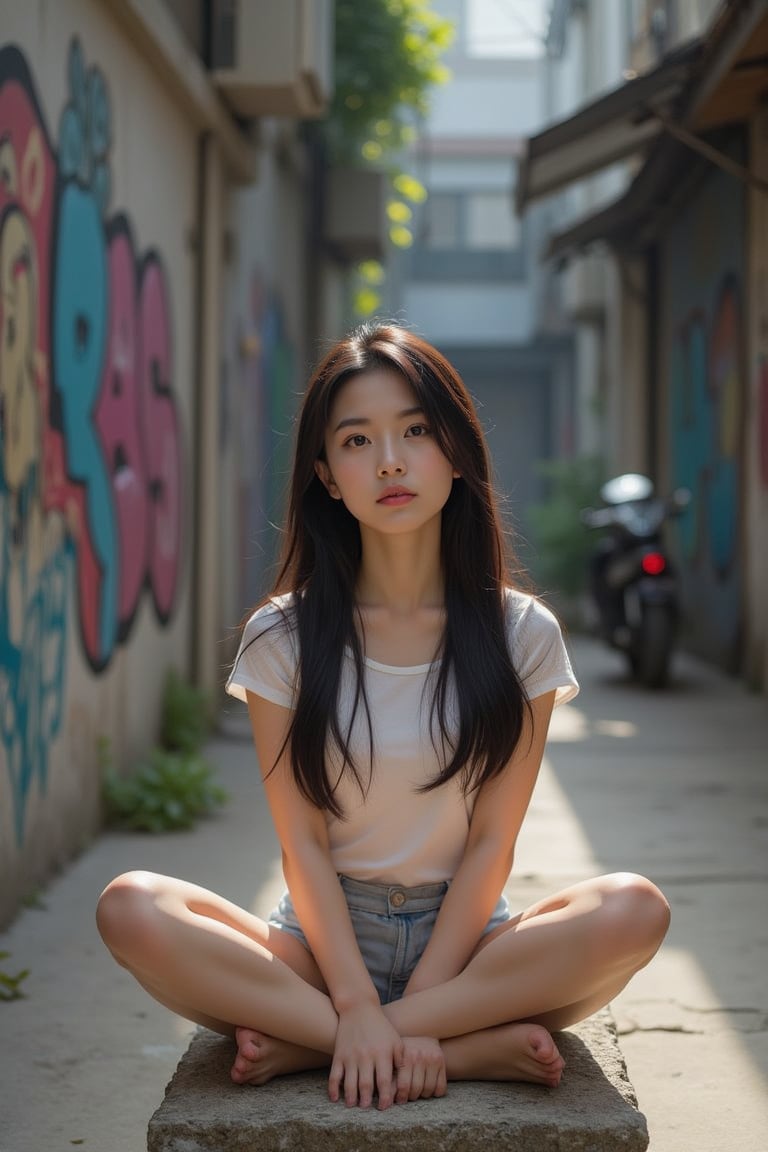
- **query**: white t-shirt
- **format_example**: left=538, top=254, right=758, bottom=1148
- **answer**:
left=226, top=589, right=578, bottom=886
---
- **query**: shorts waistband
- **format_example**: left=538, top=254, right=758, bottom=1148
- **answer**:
left=338, top=874, right=449, bottom=915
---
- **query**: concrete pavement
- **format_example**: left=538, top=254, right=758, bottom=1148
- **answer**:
left=1, top=636, right=766, bottom=1152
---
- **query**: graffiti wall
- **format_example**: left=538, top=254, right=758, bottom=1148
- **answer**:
left=235, top=274, right=295, bottom=610
left=0, top=36, right=185, bottom=875
left=217, top=142, right=305, bottom=662
left=664, top=145, right=745, bottom=668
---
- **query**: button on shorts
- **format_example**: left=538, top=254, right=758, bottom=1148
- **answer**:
left=268, top=874, right=511, bottom=1005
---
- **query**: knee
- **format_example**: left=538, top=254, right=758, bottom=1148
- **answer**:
left=96, top=870, right=163, bottom=961
left=603, top=872, right=671, bottom=960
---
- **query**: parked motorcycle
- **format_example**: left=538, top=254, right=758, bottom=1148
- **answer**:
left=581, top=473, right=690, bottom=689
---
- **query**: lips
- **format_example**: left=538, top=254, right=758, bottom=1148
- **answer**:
left=377, top=486, right=415, bottom=505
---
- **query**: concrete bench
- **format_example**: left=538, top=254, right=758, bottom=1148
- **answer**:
left=147, top=1009, right=648, bottom=1151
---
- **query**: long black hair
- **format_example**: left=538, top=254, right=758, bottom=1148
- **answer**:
left=254, top=322, right=531, bottom=816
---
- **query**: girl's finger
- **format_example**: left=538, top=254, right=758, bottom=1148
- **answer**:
left=357, top=1061, right=374, bottom=1109
left=408, top=1063, right=426, bottom=1101
left=421, top=1063, right=438, bottom=1099
left=344, top=1063, right=360, bottom=1108
left=395, top=1058, right=412, bottom=1104
left=435, top=1064, right=448, bottom=1097
left=375, top=1060, right=395, bottom=1110
left=328, top=1059, right=344, bottom=1103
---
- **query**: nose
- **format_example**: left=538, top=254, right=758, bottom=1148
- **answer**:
left=377, top=459, right=405, bottom=477
left=377, top=437, right=406, bottom=477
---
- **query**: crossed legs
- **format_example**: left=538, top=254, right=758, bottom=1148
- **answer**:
left=96, top=870, right=669, bottom=1090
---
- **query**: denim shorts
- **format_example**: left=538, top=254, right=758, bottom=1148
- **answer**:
left=268, top=874, right=511, bottom=1005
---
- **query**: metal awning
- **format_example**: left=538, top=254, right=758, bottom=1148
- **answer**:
left=544, top=196, right=636, bottom=265
left=522, top=0, right=768, bottom=266
left=515, top=38, right=703, bottom=214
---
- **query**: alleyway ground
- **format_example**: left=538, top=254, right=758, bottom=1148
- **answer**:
left=0, top=636, right=766, bottom=1151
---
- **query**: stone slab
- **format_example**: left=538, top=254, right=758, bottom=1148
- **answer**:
left=147, top=1010, right=648, bottom=1151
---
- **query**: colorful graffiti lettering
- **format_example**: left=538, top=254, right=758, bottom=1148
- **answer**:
left=0, top=40, right=183, bottom=844
left=669, top=276, right=742, bottom=660
left=670, top=279, right=742, bottom=578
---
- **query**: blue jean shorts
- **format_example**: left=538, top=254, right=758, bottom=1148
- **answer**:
left=269, top=874, right=511, bottom=1005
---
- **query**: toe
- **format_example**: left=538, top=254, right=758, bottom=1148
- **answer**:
left=529, top=1027, right=557, bottom=1060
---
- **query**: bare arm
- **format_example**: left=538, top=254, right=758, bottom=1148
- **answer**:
left=402, top=690, right=557, bottom=994
left=246, top=691, right=403, bottom=1107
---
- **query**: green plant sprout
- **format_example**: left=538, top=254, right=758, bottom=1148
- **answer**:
left=101, top=669, right=227, bottom=833
left=527, top=455, right=605, bottom=600
left=0, top=952, right=30, bottom=1001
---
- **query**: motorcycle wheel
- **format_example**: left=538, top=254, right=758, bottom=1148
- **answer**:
left=630, top=603, right=674, bottom=689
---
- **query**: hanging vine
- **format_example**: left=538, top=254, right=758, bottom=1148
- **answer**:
left=327, top=0, right=454, bottom=314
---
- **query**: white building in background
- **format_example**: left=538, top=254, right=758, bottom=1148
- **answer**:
left=394, top=0, right=576, bottom=559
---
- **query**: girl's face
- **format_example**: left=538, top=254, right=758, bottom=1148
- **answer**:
left=315, top=368, right=459, bottom=536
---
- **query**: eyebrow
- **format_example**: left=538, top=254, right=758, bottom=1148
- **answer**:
left=333, top=406, right=425, bottom=433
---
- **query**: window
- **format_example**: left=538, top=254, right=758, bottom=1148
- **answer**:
left=425, top=194, right=462, bottom=249
left=421, top=191, right=519, bottom=251
left=466, top=193, right=519, bottom=249
left=411, top=188, right=525, bottom=282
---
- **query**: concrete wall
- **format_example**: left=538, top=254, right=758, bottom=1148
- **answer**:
left=217, top=121, right=310, bottom=677
left=0, top=0, right=195, bottom=921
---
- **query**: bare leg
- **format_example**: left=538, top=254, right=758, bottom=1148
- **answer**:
left=229, top=872, right=668, bottom=1089
left=97, top=870, right=668, bottom=1088
left=96, top=871, right=336, bottom=1050
left=384, top=873, right=670, bottom=1040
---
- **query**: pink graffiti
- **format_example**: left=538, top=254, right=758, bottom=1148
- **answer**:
left=95, top=229, right=182, bottom=634
left=95, top=221, right=147, bottom=633
left=139, top=255, right=181, bottom=622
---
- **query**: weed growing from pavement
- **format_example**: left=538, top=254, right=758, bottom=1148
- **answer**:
left=101, top=669, right=228, bottom=833
left=0, top=952, right=29, bottom=1000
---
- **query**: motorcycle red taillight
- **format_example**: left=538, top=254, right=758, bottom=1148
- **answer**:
left=641, top=552, right=666, bottom=576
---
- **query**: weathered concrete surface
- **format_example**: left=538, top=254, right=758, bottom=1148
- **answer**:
left=147, top=1011, right=648, bottom=1152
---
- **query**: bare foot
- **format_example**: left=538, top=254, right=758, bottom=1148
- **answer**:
left=443, top=1022, right=565, bottom=1087
left=230, top=1026, right=329, bottom=1086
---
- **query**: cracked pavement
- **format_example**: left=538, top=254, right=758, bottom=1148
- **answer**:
left=506, top=637, right=768, bottom=1152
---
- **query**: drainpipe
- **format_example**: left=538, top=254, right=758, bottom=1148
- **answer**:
left=191, top=130, right=223, bottom=697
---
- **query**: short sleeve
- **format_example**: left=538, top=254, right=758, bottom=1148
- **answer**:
left=225, top=596, right=298, bottom=708
left=504, top=590, right=579, bottom=706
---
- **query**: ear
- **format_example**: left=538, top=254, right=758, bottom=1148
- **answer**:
left=452, top=469, right=461, bottom=479
left=315, top=458, right=342, bottom=499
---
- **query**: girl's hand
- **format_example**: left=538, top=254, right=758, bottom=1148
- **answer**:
left=329, top=1001, right=404, bottom=1110
left=395, top=1036, right=447, bottom=1103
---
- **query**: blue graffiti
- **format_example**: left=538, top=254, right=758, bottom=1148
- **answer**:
left=59, top=40, right=111, bottom=214
left=0, top=469, right=70, bottom=845
left=668, top=284, right=742, bottom=662
left=670, top=319, right=707, bottom=563
left=53, top=182, right=116, bottom=664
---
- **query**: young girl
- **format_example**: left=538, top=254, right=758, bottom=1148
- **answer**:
left=97, top=323, right=670, bottom=1111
